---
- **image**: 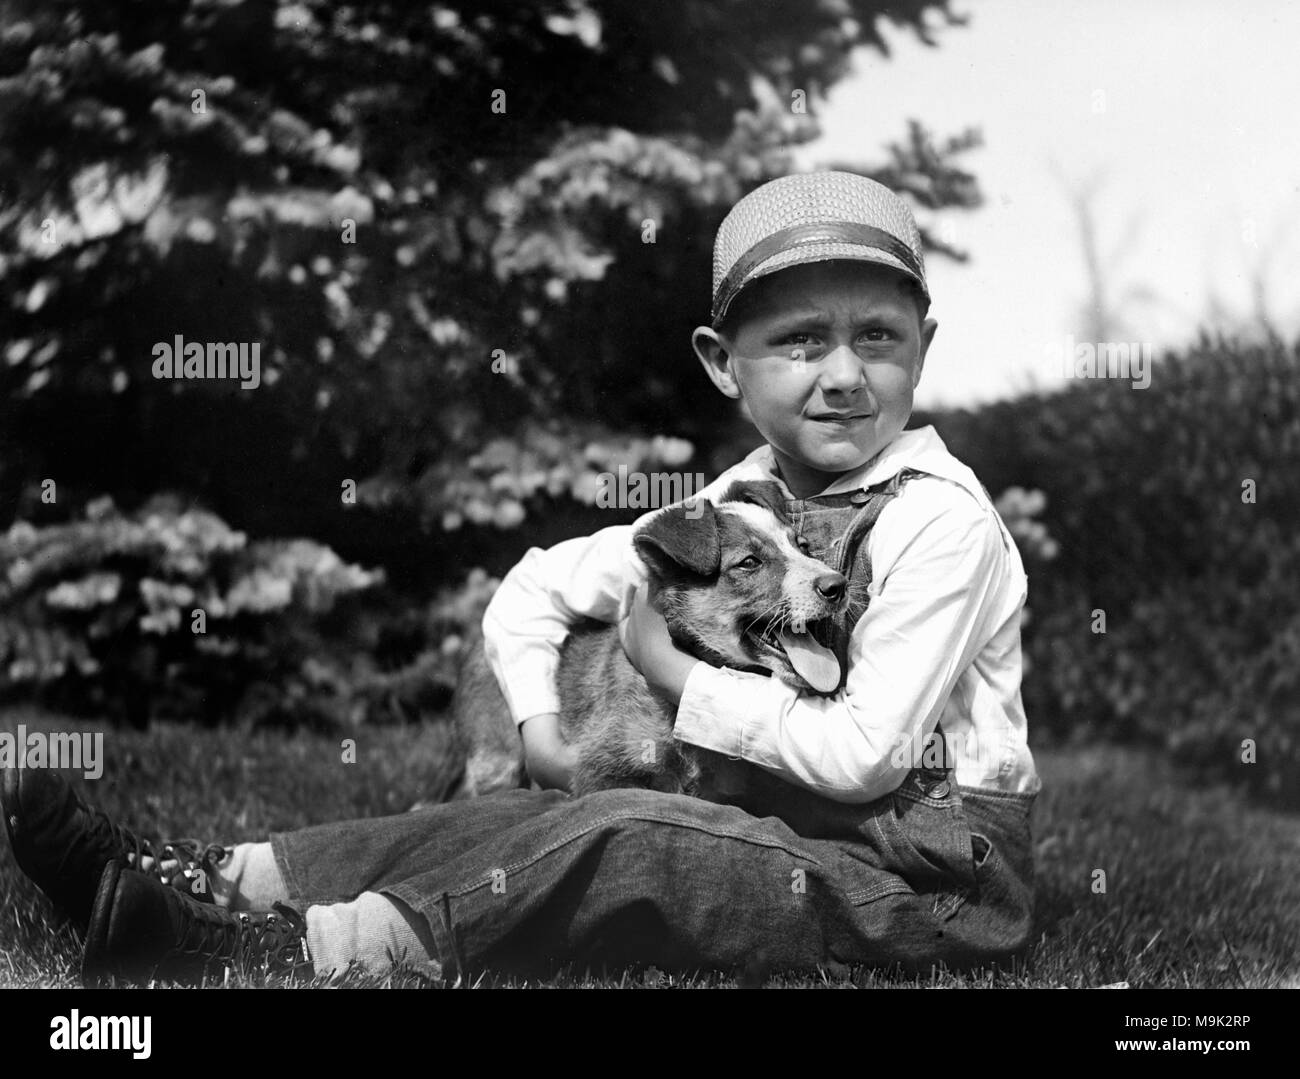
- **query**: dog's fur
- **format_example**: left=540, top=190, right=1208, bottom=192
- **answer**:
left=451, top=480, right=849, bottom=798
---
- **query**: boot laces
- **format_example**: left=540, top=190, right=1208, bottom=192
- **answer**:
left=160, top=838, right=230, bottom=875
left=87, top=803, right=228, bottom=881
left=175, top=899, right=305, bottom=969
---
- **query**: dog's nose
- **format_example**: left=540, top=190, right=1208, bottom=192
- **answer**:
left=814, top=572, right=847, bottom=602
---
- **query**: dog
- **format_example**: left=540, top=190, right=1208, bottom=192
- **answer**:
left=450, top=480, right=850, bottom=798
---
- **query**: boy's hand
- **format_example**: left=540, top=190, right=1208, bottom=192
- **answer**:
left=619, top=583, right=700, bottom=705
left=520, top=713, right=580, bottom=791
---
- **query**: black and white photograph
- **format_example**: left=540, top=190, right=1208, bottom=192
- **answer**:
left=0, top=0, right=1295, bottom=1038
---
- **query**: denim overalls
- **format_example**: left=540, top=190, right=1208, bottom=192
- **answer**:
left=270, top=474, right=1038, bottom=979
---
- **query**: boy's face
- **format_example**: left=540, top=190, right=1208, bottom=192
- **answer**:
left=694, top=261, right=938, bottom=499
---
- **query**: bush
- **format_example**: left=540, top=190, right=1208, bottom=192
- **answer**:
left=0, top=494, right=392, bottom=727
left=932, top=337, right=1300, bottom=803
left=0, top=494, right=514, bottom=729
left=360, top=419, right=696, bottom=535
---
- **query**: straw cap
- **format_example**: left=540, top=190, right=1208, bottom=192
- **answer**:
left=711, top=171, right=928, bottom=325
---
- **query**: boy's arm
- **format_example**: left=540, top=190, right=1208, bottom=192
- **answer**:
left=666, top=485, right=1023, bottom=804
left=482, top=524, right=646, bottom=728
left=518, top=712, right=581, bottom=790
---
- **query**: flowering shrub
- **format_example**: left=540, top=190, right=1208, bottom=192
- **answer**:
left=0, top=495, right=385, bottom=726
left=359, top=420, right=696, bottom=533
left=993, top=486, right=1060, bottom=564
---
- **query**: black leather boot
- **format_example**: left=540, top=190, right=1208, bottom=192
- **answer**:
left=82, top=859, right=310, bottom=986
left=2, top=765, right=223, bottom=931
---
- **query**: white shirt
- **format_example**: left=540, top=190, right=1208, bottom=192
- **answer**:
left=482, top=426, right=1040, bottom=804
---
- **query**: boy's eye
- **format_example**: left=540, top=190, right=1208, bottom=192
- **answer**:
left=732, top=555, right=762, bottom=571
left=860, top=327, right=895, bottom=343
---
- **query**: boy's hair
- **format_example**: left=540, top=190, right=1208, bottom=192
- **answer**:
left=712, top=263, right=930, bottom=342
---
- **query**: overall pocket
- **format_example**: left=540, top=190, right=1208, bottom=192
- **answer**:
left=876, top=767, right=978, bottom=918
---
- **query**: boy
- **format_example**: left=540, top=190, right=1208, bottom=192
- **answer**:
left=3, top=171, right=1039, bottom=984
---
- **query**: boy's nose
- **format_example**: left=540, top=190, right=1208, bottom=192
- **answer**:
left=819, top=344, right=868, bottom=391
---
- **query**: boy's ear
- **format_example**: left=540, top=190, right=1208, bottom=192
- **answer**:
left=914, top=317, right=938, bottom=388
left=634, top=500, right=721, bottom=578
left=692, top=327, right=741, bottom=400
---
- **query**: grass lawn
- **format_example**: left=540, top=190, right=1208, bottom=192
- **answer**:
left=2, top=706, right=1297, bottom=989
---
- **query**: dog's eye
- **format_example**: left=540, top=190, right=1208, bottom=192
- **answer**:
left=732, top=555, right=762, bottom=571
left=795, top=535, right=812, bottom=554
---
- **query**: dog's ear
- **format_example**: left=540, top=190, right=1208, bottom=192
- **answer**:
left=718, top=480, right=792, bottom=524
left=633, top=499, right=721, bottom=579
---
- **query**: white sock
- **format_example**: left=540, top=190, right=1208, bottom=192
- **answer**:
left=206, top=842, right=289, bottom=910
left=304, top=892, right=441, bottom=981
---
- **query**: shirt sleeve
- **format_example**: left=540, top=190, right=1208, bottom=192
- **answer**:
left=481, top=466, right=763, bottom=726
left=671, top=483, right=1018, bottom=804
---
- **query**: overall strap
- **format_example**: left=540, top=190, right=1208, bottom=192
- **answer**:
left=829, top=466, right=924, bottom=586
left=807, top=467, right=925, bottom=693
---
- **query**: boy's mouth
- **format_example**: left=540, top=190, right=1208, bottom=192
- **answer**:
left=808, top=412, right=872, bottom=425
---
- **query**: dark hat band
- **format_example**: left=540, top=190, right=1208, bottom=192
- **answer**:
left=712, top=221, right=926, bottom=324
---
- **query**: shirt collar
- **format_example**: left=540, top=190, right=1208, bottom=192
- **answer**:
left=740, top=426, right=990, bottom=507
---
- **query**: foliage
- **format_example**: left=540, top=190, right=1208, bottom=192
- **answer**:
left=0, top=494, right=388, bottom=726
left=360, top=419, right=695, bottom=533
left=0, top=0, right=981, bottom=555
left=931, top=338, right=1300, bottom=803
left=993, top=486, right=1059, bottom=565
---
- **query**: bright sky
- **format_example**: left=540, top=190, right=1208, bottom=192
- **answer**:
left=799, top=0, right=1300, bottom=408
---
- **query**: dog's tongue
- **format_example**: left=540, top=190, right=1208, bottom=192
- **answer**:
left=779, top=630, right=841, bottom=693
